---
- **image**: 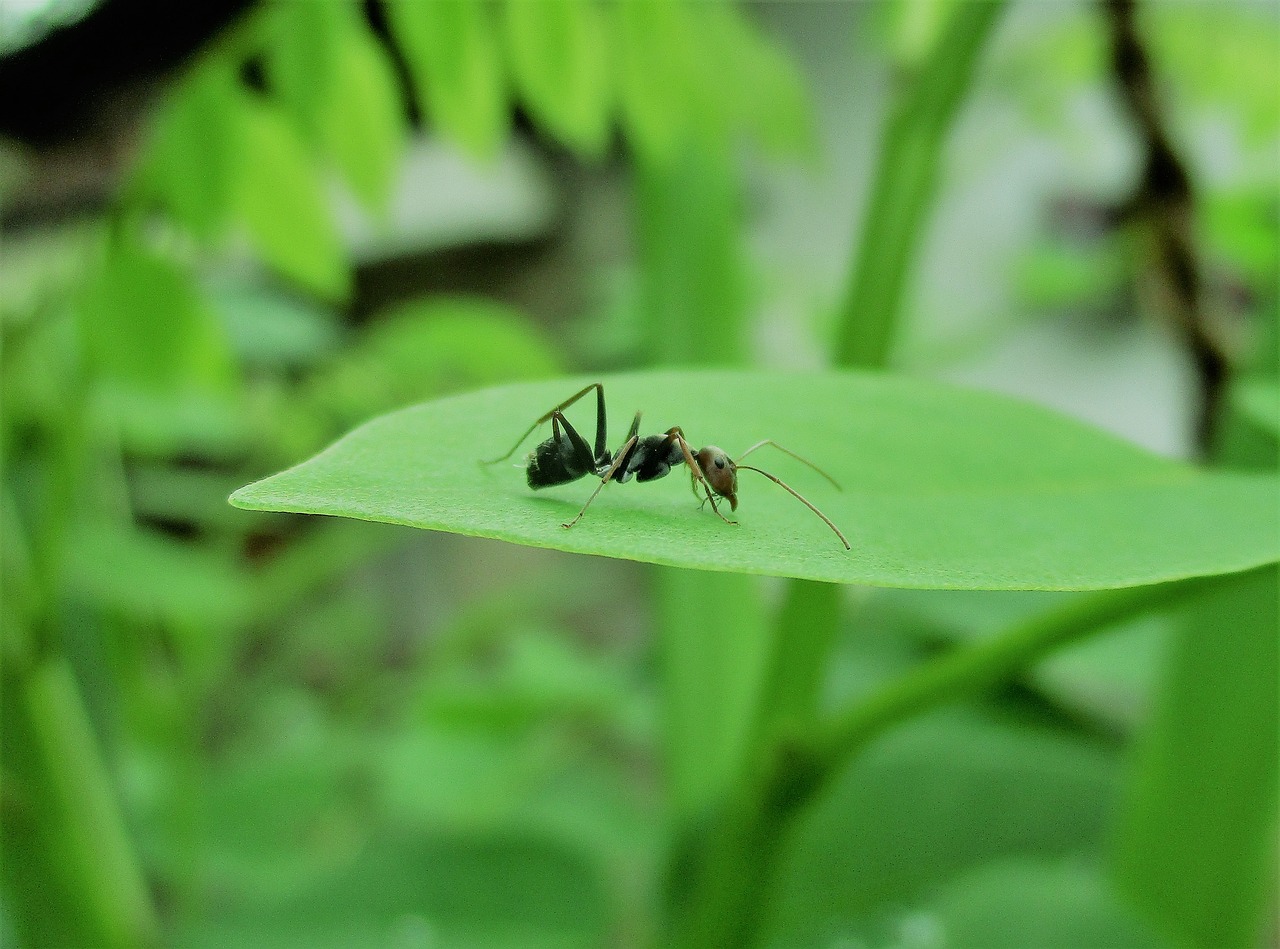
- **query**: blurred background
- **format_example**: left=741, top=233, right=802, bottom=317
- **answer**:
left=1, top=1, right=1276, bottom=948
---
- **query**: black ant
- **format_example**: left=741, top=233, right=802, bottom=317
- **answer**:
left=482, top=383, right=850, bottom=550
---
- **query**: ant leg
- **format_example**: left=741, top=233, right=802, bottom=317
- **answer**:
left=551, top=410, right=596, bottom=474
left=666, top=428, right=736, bottom=526
left=613, top=411, right=642, bottom=469
left=483, top=383, right=606, bottom=465
left=563, top=435, right=638, bottom=529
left=591, top=383, right=609, bottom=462
left=691, top=478, right=707, bottom=506
left=687, top=465, right=711, bottom=509
left=734, top=440, right=842, bottom=490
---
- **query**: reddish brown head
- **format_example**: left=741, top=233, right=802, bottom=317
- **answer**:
left=694, top=446, right=738, bottom=511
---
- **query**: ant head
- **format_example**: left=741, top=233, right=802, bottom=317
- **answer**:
left=694, top=446, right=738, bottom=511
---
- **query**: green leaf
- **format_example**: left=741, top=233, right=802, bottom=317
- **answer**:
left=387, top=0, right=508, bottom=160
left=501, top=0, right=611, bottom=158
left=320, top=20, right=406, bottom=217
left=612, top=0, right=696, bottom=168
left=178, top=828, right=609, bottom=949
left=307, top=296, right=561, bottom=428
left=768, top=710, right=1120, bottom=946
left=1233, top=378, right=1279, bottom=439
left=930, top=860, right=1168, bottom=949
left=62, top=522, right=250, bottom=634
left=1113, top=565, right=1278, bottom=949
left=139, top=62, right=241, bottom=240
left=263, top=0, right=347, bottom=144
left=89, top=388, right=251, bottom=462
left=1216, top=378, right=1280, bottom=470
left=162, top=729, right=369, bottom=902
left=697, top=2, right=814, bottom=159
left=76, top=242, right=235, bottom=395
left=230, top=371, right=1280, bottom=590
left=232, top=96, right=350, bottom=301
left=2, top=660, right=160, bottom=949
left=210, top=282, right=342, bottom=371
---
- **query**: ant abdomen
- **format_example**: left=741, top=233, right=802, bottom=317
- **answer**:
left=528, top=437, right=593, bottom=489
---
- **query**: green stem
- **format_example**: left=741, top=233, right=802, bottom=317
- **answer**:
left=671, top=574, right=1223, bottom=948
left=636, top=146, right=770, bottom=820
left=834, top=1, right=1008, bottom=369
left=811, top=576, right=1221, bottom=785
left=750, top=580, right=842, bottom=749
left=755, top=0, right=1010, bottom=805
left=3, top=657, right=161, bottom=949
left=668, top=8, right=1012, bottom=946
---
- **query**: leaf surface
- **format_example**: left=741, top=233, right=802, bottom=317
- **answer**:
left=320, top=20, right=406, bottom=217
left=231, top=371, right=1280, bottom=590
left=502, top=0, right=611, bottom=157
left=388, top=0, right=508, bottom=160
left=233, top=97, right=350, bottom=301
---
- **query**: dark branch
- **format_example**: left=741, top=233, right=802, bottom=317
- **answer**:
left=1102, top=0, right=1230, bottom=454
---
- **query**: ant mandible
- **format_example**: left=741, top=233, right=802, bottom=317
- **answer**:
left=482, top=383, right=850, bottom=550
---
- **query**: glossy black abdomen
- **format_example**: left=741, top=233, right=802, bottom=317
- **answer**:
left=527, top=437, right=592, bottom=488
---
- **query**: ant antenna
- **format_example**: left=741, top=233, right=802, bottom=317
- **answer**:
left=735, top=440, right=842, bottom=491
left=735, top=464, right=851, bottom=550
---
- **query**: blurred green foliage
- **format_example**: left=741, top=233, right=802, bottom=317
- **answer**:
left=1, top=1, right=1276, bottom=949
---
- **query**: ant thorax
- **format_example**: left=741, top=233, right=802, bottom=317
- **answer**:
left=609, top=435, right=685, bottom=484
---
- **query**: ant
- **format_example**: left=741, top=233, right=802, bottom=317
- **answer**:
left=482, top=383, right=850, bottom=550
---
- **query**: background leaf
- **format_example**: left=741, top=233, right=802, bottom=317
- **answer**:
left=502, top=0, right=611, bottom=158
left=320, top=20, right=406, bottom=217
left=76, top=242, right=235, bottom=395
left=232, top=97, right=350, bottom=301
left=768, top=709, right=1123, bottom=947
left=139, top=62, right=241, bottom=240
left=306, top=296, right=562, bottom=428
left=928, top=860, right=1167, bottom=949
left=231, top=371, right=1280, bottom=589
left=387, top=0, right=509, bottom=160
left=612, top=0, right=698, bottom=167
left=264, top=1, right=346, bottom=145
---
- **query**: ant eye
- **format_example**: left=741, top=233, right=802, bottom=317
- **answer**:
left=714, top=458, right=725, bottom=469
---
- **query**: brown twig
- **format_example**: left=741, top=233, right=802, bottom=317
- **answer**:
left=1102, top=0, right=1230, bottom=454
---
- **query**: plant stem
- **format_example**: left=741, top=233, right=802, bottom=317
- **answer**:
left=810, top=575, right=1220, bottom=786
left=668, top=8, right=1011, bottom=946
left=634, top=146, right=776, bottom=828
left=672, top=574, right=1223, bottom=948
left=1101, top=0, right=1227, bottom=453
left=3, top=656, right=161, bottom=949
left=725, top=583, right=1226, bottom=949
left=750, top=579, right=842, bottom=749
left=756, top=0, right=1011, bottom=848
left=834, top=0, right=1007, bottom=369
left=754, top=0, right=1008, bottom=783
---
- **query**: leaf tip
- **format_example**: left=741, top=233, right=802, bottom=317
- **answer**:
left=228, top=483, right=267, bottom=511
